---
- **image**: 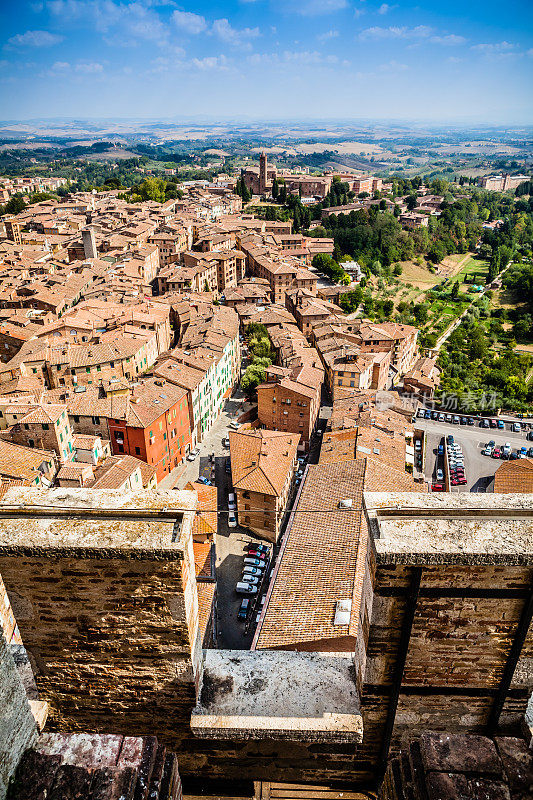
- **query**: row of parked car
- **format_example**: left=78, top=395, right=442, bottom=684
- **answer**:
left=236, top=542, right=270, bottom=599
left=418, top=408, right=530, bottom=434
left=446, top=436, right=467, bottom=486
left=482, top=440, right=533, bottom=460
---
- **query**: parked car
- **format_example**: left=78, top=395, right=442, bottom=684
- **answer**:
left=238, top=598, right=250, bottom=620
left=187, top=447, right=200, bottom=461
left=243, top=557, right=265, bottom=568
left=445, top=414, right=452, bottom=423
left=512, top=422, right=521, bottom=433
left=438, top=413, right=445, bottom=422
left=228, top=512, right=237, bottom=528
left=482, top=447, right=492, bottom=456
left=510, top=451, right=519, bottom=460
left=452, top=416, right=460, bottom=424
left=460, top=416, right=467, bottom=425
left=492, top=448, right=501, bottom=459
left=480, top=419, right=489, bottom=428
left=528, top=431, right=533, bottom=441
left=245, top=543, right=269, bottom=554
left=241, top=574, right=260, bottom=586
left=490, top=419, right=497, bottom=428
left=424, top=410, right=431, bottom=419
left=497, top=420, right=504, bottom=429
left=229, top=420, right=241, bottom=430
left=197, top=476, right=212, bottom=486
left=247, top=549, right=267, bottom=560
left=432, top=483, right=444, bottom=492
left=437, top=444, right=444, bottom=455
left=415, top=440, right=422, bottom=451
left=222, top=437, right=230, bottom=448
left=225, top=458, right=231, bottom=473
left=235, top=582, right=258, bottom=595
left=502, top=442, right=512, bottom=457
left=417, top=408, right=425, bottom=418
left=467, top=417, right=474, bottom=425
left=458, top=478, right=468, bottom=485
left=228, top=492, right=236, bottom=511
left=436, top=468, right=444, bottom=482
left=528, top=447, right=533, bottom=458
left=431, top=411, right=439, bottom=420
left=243, top=566, right=263, bottom=577
left=487, top=440, right=495, bottom=449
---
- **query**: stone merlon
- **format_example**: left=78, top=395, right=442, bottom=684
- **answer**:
left=0, top=487, right=197, bottom=558
left=364, top=492, right=533, bottom=565
left=191, top=649, right=363, bottom=743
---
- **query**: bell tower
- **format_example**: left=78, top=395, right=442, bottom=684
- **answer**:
left=259, top=151, right=267, bottom=194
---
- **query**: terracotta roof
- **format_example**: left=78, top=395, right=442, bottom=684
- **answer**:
left=254, top=460, right=366, bottom=650
left=185, top=480, right=218, bottom=538
left=494, top=459, right=533, bottom=493
left=196, top=582, right=216, bottom=644
left=229, top=429, right=299, bottom=497
left=0, top=439, right=55, bottom=482
left=193, top=541, right=215, bottom=579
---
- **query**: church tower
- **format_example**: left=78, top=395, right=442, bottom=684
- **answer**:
left=259, top=151, right=267, bottom=194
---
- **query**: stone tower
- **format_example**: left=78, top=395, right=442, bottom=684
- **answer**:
left=259, top=151, right=267, bottom=194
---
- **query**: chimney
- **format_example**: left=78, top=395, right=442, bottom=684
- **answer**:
left=82, top=226, right=98, bottom=259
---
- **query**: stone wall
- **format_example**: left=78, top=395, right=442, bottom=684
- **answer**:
left=0, top=627, right=38, bottom=800
left=0, top=554, right=198, bottom=752
left=359, top=562, right=533, bottom=777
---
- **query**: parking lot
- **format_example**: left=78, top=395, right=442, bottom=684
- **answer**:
left=419, top=416, right=532, bottom=492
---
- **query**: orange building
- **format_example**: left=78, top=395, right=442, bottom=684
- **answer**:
left=107, top=378, right=192, bottom=481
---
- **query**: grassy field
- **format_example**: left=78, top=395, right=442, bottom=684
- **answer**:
left=455, top=254, right=489, bottom=283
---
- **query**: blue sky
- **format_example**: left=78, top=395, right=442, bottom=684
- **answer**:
left=0, top=0, right=532, bottom=122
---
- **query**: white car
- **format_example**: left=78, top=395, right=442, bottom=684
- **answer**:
left=436, top=468, right=444, bottom=482
left=241, top=574, right=259, bottom=585
left=228, top=492, right=236, bottom=511
left=187, top=447, right=200, bottom=461
left=229, top=420, right=240, bottom=430
left=235, top=582, right=258, bottom=595
left=228, top=512, right=237, bottom=528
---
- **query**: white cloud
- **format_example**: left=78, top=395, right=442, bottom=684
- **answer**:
left=75, top=61, right=104, bottom=73
left=191, top=55, right=230, bottom=70
left=378, top=59, right=408, bottom=71
left=472, top=41, right=517, bottom=53
left=378, top=4, right=396, bottom=15
left=291, top=0, right=348, bottom=16
left=359, top=25, right=432, bottom=40
left=172, top=10, right=206, bottom=35
left=430, top=34, right=466, bottom=46
left=46, top=0, right=169, bottom=45
left=317, top=30, right=339, bottom=42
left=248, top=50, right=345, bottom=67
left=8, top=29, right=63, bottom=47
left=211, top=18, right=260, bottom=49
left=51, top=60, right=70, bottom=70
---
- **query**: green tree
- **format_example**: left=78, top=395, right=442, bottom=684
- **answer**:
left=450, top=282, right=459, bottom=300
left=272, top=175, right=279, bottom=200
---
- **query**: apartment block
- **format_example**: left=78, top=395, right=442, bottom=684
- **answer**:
left=229, top=428, right=299, bottom=542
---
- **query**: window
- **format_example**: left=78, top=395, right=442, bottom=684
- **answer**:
left=86, top=367, right=90, bottom=373
left=243, top=491, right=250, bottom=499
left=92, top=416, right=100, bottom=425
left=134, top=446, right=141, bottom=456
left=42, top=423, right=49, bottom=430
left=73, top=415, right=79, bottom=423
left=24, top=423, right=29, bottom=430
left=28, top=439, right=34, bottom=448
